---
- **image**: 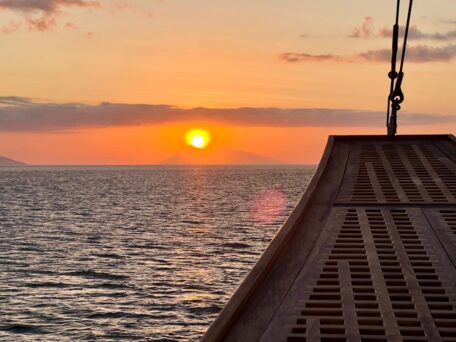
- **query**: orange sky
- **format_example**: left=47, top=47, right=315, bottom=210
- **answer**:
left=0, top=0, right=455, bottom=164
left=2, top=122, right=455, bottom=165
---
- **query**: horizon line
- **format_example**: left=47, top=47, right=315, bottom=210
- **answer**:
left=0, top=163, right=318, bottom=167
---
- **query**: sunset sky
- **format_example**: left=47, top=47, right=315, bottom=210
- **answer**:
left=0, top=0, right=455, bottom=164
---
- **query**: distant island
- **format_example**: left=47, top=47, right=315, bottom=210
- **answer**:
left=0, top=156, right=26, bottom=166
left=162, top=147, right=281, bottom=165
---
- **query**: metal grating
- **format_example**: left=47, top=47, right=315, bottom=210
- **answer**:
left=203, top=136, right=456, bottom=342
left=260, top=138, right=456, bottom=342
left=337, top=142, right=456, bottom=204
left=440, top=210, right=456, bottom=235
left=424, top=208, right=456, bottom=268
left=280, top=208, right=456, bottom=342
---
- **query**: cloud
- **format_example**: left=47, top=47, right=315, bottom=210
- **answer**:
left=359, top=44, right=456, bottom=63
left=279, top=44, right=456, bottom=64
left=278, top=53, right=341, bottom=63
left=0, top=96, right=35, bottom=105
left=423, top=17, right=456, bottom=25
left=108, top=1, right=155, bottom=19
left=0, top=96, right=453, bottom=132
left=0, top=0, right=100, bottom=32
left=350, top=17, right=456, bottom=42
left=0, top=0, right=99, bottom=12
left=350, top=17, right=375, bottom=38
left=64, top=21, right=78, bottom=30
left=1, top=20, right=21, bottom=34
left=379, top=25, right=456, bottom=42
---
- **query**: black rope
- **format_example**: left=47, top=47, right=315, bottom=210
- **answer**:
left=386, top=0, right=401, bottom=129
left=387, top=0, right=414, bottom=136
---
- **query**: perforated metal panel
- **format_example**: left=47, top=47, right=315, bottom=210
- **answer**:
left=203, top=136, right=456, bottom=342
left=441, top=210, right=456, bottom=234
left=261, top=139, right=456, bottom=342
left=278, top=207, right=456, bottom=342
left=337, top=142, right=456, bottom=204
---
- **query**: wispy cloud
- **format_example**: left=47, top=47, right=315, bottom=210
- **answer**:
left=1, top=19, right=21, bottom=34
left=350, top=16, right=375, bottom=38
left=278, top=53, right=341, bottom=63
left=420, top=17, right=456, bottom=26
left=282, top=16, right=456, bottom=64
left=359, top=44, right=456, bottom=63
left=378, top=26, right=456, bottom=42
left=0, top=96, right=453, bottom=132
left=0, top=96, right=36, bottom=105
left=108, top=1, right=155, bottom=18
left=279, top=44, right=456, bottom=64
left=350, top=17, right=456, bottom=42
left=64, top=21, right=78, bottom=30
left=0, top=0, right=100, bottom=32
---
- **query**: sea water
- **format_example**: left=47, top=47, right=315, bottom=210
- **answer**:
left=0, top=165, right=315, bottom=341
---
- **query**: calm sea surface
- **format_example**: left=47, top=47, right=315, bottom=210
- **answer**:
left=0, top=165, right=315, bottom=341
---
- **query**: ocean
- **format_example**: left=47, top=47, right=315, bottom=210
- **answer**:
left=0, top=165, right=315, bottom=341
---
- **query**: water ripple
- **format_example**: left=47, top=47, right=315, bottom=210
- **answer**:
left=0, top=165, right=314, bottom=341
left=64, top=270, right=129, bottom=281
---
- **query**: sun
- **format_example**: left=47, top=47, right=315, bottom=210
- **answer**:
left=185, top=129, right=211, bottom=149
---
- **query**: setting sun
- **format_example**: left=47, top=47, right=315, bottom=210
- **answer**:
left=185, top=129, right=211, bottom=149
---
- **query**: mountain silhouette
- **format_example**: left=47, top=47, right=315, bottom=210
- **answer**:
left=0, top=156, right=26, bottom=166
left=162, top=147, right=281, bottom=165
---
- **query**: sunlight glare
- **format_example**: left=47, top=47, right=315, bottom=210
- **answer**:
left=185, top=129, right=211, bottom=149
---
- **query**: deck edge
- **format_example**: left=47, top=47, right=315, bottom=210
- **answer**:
left=201, top=136, right=337, bottom=342
left=202, top=134, right=456, bottom=342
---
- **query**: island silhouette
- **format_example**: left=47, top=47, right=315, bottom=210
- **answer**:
left=0, top=156, right=26, bottom=166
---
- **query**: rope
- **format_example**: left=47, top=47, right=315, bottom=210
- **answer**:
left=386, top=0, right=401, bottom=129
left=386, top=0, right=414, bottom=136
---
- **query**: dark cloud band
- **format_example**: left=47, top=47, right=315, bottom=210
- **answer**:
left=0, top=96, right=453, bottom=132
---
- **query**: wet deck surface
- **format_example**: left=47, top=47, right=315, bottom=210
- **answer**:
left=203, top=135, right=456, bottom=342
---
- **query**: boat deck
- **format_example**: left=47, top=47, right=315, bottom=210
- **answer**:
left=203, top=135, right=456, bottom=342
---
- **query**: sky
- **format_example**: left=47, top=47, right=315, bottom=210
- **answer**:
left=0, top=0, right=455, bottom=164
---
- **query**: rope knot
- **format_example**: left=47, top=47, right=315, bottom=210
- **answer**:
left=386, top=0, right=414, bottom=136
left=388, top=71, right=398, bottom=80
